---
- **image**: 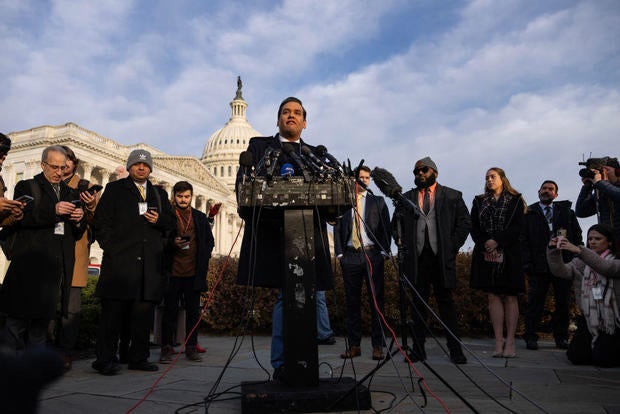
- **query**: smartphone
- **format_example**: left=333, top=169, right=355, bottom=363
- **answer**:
left=180, top=235, right=190, bottom=242
left=147, top=206, right=158, bottom=213
left=71, top=200, right=82, bottom=207
left=15, top=195, right=34, bottom=204
left=87, top=184, right=103, bottom=194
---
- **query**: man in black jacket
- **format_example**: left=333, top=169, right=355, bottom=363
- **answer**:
left=92, top=149, right=175, bottom=375
left=235, top=97, right=334, bottom=380
left=521, top=180, right=582, bottom=350
left=335, top=166, right=391, bottom=360
left=0, top=146, right=84, bottom=351
left=159, top=181, right=214, bottom=363
left=392, top=157, right=471, bottom=364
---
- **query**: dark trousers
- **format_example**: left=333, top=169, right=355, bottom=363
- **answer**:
left=5, top=316, right=49, bottom=351
left=341, top=248, right=385, bottom=347
left=161, top=277, right=201, bottom=348
left=56, top=287, right=82, bottom=355
left=96, top=299, right=154, bottom=364
left=410, top=246, right=462, bottom=352
left=524, top=272, right=571, bottom=341
left=567, top=315, right=620, bottom=367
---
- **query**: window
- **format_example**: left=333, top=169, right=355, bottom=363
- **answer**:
left=228, top=166, right=232, bottom=176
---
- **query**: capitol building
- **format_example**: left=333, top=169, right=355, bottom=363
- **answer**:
left=0, top=79, right=260, bottom=278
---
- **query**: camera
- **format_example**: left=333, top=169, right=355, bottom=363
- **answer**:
left=578, top=156, right=619, bottom=179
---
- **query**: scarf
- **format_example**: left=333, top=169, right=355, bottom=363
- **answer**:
left=580, top=249, right=620, bottom=341
left=478, top=192, right=514, bottom=244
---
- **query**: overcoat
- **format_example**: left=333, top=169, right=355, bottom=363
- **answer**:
left=93, top=177, right=175, bottom=302
left=470, top=193, right=525, bottom=293
left=391, top=184, right=471, bottom=288
left=0, top=173, right=84, bottom=319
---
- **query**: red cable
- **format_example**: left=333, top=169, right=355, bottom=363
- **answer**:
left=126, top=223, right=244, bottom=413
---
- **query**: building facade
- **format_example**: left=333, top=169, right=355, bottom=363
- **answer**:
left=1, top=81, right=260, bottom=279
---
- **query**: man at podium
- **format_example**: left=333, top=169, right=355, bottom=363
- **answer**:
left=235, top=97, right=334, bottom=382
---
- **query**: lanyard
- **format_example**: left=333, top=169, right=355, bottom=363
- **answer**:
left=175, top=208, right=193, bottom=234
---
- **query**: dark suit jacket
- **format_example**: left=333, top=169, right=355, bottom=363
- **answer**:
left=392, top=183, right=471, bottom=288
left=93, top=177, right=175, bottom=302
left=235, top=135, right=334, bottom=289
left=521, top=200, right=582, bottom=274
left=334, top=193, right=391, bottom=256
left=0, top=173, right=84, bottom=319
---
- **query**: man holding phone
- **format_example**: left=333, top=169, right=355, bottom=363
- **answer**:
left=159, top=181, right=214, bottom=363
left=0, top=146, right=85, bottom=351
left=50, top=145, right=101, bottom=370
left=0, top=132, right=25, bottom=227
left=92, top=149, right=174, bottom=375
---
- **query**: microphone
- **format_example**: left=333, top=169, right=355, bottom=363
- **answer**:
left=265, top=148, right=282, bottom=179
left=315, top=145, right=344, bottom=175
left=239, top=151, right=253, bottom=181
left=301, top=146, right=336, bottom=176
left=280, top=163, right=294, bottom=177
left=371, top=167, right=418, bottom=215
left=282, top=143, right=312, bottom=182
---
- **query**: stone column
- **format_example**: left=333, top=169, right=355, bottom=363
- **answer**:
left=81, top=161, right=92, bottom=181
left=26, top=160, right=39, bottom=179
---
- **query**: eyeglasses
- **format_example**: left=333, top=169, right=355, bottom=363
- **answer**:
left=413, top=166, right=429, bottom=175
left=43, top=161, right=67, bottom=171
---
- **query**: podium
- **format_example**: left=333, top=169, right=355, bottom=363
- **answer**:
left=238, top=177, right=371, bottom=412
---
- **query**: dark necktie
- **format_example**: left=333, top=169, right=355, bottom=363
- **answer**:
left=544, top=206, right=552, bottom=229
left=423, top=189, right=430, bottom=215
left=52, top=184, right=60, bottom=199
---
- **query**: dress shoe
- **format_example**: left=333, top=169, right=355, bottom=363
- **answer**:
left=63, top=355, right=73, bottom=372
left=372, top=347, right=384, bottom=360
left=317, top=335, right=336, bottom=345
left=186, top=347, right=202, bottom=362
left=128, top=360, right=159, bottom=371
left=340, top=346, right=361, bottom=359
left=159, top=346, right=173, bottom=364
left=555, top=339, right=569, bottom=350
left=405, top=348, right=427, bottom=363
left=525, top=338, right=538, bottom=350
left=450, top=349, right=467, bottom=365
left=92, top=360, right=121, bottom=376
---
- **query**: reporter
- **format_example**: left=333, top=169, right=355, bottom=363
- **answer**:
left=576, top=159, right=620, bottom=242
left=547, top=224, right=620, bottom=367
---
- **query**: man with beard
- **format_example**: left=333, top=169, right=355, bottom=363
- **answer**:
left=159, top=181, right=214, bottom=363
left=521, top=180, right=582, bottom=350
left=391, top=157, right=470, bottom=364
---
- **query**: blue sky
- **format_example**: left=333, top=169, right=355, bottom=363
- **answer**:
left=2, top=0, right=619, bottom=240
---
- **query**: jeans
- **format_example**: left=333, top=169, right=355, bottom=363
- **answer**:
left=316, top=291, right=334, bottom=340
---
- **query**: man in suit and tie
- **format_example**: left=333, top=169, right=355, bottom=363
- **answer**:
left=335, top=166, right=391, bottom=360
left=92, top=149, right=175, bottom=375
left=521, top=180, right=582, bottom=350
left=392, top=157, right=471, bottom=364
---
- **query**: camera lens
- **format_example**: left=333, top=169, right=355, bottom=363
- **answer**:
left=579, top=168, right=595, bottom=179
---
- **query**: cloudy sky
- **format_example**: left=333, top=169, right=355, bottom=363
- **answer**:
left=2, top=0, right=618, bottom=242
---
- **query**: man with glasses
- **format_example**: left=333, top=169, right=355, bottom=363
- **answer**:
left=391, top=157, right=471, bottom=364
left=0, top=145, right=85, bottom=351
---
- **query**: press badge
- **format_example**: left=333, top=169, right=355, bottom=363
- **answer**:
left=592, top=286, right=603, bottom=300
left=138, top=202, right=148, bottom=215
left=54, top=222, right=65, bottom=235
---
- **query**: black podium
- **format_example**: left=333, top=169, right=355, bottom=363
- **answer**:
left=238, top=177, right=371, bottom=413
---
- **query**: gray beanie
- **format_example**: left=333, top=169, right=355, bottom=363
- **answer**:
left=126, top=149, right=153, bottom=171
left=414, top=156, right=438, bottom=173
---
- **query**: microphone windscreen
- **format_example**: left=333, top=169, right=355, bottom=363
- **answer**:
left=315, top=145, right=327, bottom=155
left=371, top=167, right=402, bottom=198
left=239, top=151, right=253, bottom=167
left=282, top=143, right=294, bottom=154
left=301, top=146, right=313, bottom=156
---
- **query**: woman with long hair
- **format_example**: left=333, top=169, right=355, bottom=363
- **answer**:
left=470, top=167, right=526, bottom=358
left=547, top=224, right=620, bottom=367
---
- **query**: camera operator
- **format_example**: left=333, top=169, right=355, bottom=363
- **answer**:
left=576, top=157, right=620, bottom=243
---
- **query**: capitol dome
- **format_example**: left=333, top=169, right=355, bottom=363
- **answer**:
left=201, top=77, right=262, bottom=190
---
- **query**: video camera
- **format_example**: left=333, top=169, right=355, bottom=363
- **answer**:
left=578, top=156, right=619, bottom=180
